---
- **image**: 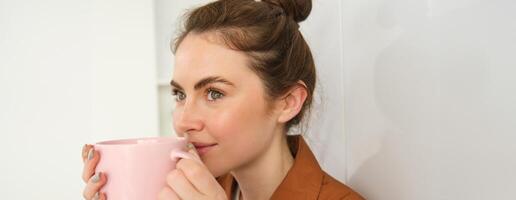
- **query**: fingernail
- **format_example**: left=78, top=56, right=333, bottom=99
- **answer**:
left=87, top=148, right=95, bottom=160
left=186, top=143, right=194, bottom=149
left=93, top=192, right=100, bottom=200
left=91, top=172, right=102, bottom=183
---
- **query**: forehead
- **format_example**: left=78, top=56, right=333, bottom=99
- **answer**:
left=173, top=33, right=254, bottom=82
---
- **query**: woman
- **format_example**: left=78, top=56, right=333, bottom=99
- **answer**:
left=81, top=0, right=364, bottom=199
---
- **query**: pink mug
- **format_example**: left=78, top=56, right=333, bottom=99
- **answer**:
left=94, top=136, right=194, bottom=200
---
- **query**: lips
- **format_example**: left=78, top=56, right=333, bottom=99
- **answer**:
left=191, top=142, right=217, bottom=148
left=191, top=142, right=217, bottom=156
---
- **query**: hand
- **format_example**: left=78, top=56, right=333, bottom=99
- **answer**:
left=82, top=144, right=107, bottom=200
left=158, top=145, right=227, bottom=200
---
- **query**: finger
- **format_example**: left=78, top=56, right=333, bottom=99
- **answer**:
left=83, top=172, right=107, bottom=200
left=187, top=143, right=202, bottom=161
left=88, top=191, right=106, bottom=200
left=83, top=147, right=101, bottom=183
left=170, top=149, right=201, bottom=164
left=166, top=169, right=202, bottom=199
left=158, top=187, right=181, bottom=200
left=82, top=144, right=93, bottom=163
left=176, top=157, right=221, bottom=196
left=97, top=192, right=107, bottom=200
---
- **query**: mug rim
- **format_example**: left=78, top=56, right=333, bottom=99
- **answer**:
left=95, top=136, right=186, bottom=146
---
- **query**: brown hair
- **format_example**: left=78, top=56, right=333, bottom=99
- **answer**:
left=172, top=0, right=315, bottom=132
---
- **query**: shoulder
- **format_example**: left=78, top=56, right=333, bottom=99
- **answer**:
left=318, top=172, right=365, bottom=200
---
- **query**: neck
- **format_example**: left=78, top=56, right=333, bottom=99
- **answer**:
left=230, top=131, right=295, bottom=200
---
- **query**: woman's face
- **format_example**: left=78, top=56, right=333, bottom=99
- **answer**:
left=171, top=33, right=282, bottom=177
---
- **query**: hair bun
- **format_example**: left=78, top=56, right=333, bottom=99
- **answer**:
left=263, top=0, right=312, bottom=23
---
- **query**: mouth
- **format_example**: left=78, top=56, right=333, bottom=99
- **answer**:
left=191, top=142, right=217, bottom=156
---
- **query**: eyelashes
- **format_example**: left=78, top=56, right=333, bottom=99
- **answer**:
left=172, top=89, right=186, bottom=102
left=172, top=87, right=225, bottom=102
left=206, top=88, right=224, bottom=101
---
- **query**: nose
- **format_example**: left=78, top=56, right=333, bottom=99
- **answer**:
left=173, top=101, right=204, bottom=135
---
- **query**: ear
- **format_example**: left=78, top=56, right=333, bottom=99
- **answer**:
left=276, top=81, right=309, bottom=123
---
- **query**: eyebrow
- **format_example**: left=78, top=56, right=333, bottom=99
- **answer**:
left=170, top=76, right=235, bottom=91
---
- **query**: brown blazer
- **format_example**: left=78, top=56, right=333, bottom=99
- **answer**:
left=216, top=135, right=365, bottom=200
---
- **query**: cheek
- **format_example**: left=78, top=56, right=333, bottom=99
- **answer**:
left=206, top=96, right=276, bottom=157
left=207, top=92, right=271, bottom=141
left=208, top=104, right=262, bottom=138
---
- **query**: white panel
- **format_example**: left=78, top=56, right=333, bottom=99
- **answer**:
left=155, top=0, right=210, bottom=81
left=341, top=0, right=516, bottom=199
left=0, top=0, right=158, bottom=199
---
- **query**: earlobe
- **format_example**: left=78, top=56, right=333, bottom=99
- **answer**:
left=277, top=82, right=308, bottom=123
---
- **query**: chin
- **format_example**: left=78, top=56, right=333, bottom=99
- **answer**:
left=201, top=153, right=230, bottom=177
left=205, top=162, right=229, bottom=177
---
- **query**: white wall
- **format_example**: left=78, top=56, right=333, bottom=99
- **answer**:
left=290, top=0, right=516, bottom=199
left=0, top=0, right=158, bottom=199
left=341, top=0, right=516, bottom=199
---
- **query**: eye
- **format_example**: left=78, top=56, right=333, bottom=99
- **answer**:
left=172, top=89, right=186, bottom=102
left=207, top=88, right=224, bottom=101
